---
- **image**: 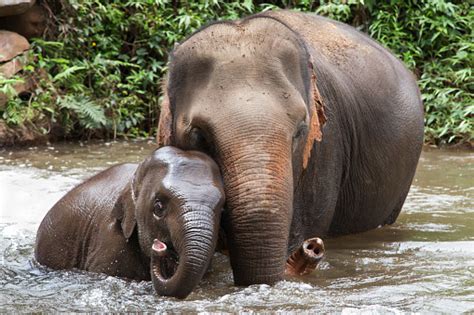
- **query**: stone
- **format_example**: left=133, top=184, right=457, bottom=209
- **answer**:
left=0, top=119, right=46, bottom=147
left=0, top=75, right=34, bottom=110
left=0, top=49, right=29, bottom=77
left=0, top=31, right=32, bottom=108
left=0, top=0, right=35, bottom=17
left=0, top=3, right=47, bottom=39
left=0, top=75, right=34, bottom=107
left=0, top=30, right=29, bottom=62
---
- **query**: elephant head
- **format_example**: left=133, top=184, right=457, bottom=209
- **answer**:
left=112, top=147, right=225, bottom=298
left=157, top=17, right=326, bottom=285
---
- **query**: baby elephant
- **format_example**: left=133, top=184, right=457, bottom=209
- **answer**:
left=35, top=146, right=225, bottom=299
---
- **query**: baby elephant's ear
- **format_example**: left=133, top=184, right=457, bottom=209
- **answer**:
left=111, top=185, right=137, bottom=240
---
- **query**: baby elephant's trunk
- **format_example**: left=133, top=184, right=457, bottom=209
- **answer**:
left=151, top=204, right=220, bottom=299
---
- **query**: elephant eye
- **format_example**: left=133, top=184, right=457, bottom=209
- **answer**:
left=189, top=127, right=213, bottom=155
left=294, top=123, right=308, bottom=139
left=189, top=127, right=206, bottom=146
left=153, top=199, right=165, bottom=219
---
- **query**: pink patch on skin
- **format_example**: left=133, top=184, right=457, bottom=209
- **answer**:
left=152, top=239, right=167, bottom=252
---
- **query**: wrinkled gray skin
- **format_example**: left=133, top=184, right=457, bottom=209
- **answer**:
left=157, top=11, right=424, bottom=286
left=35, top=147, right=225, bottom=299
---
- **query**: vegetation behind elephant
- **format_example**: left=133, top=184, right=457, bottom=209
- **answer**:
left=35, top=147, right=225, bottom=299
left=157, top=10, right=424, bottom=286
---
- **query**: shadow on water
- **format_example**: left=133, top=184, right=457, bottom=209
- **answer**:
left=1, top=141, right=473, bottom=312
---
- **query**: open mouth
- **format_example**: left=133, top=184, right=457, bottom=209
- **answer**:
left=151, top=239, right=179, bottom=280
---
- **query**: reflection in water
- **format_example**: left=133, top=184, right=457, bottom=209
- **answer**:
left=1, top=141, right=473, bottom=312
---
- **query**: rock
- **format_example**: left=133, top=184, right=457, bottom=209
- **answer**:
left=0, top=49, right=29, bottom=77
left=0, top=3, right=47, bottom=39
left=0, top=120, right=47, bottom=147
left=0, top=0, right=35, bottom=17
left=0, top=57, right=34, bottom=107
left=0, top=31, right=32, bottom=108
left=0, top=77, right=33, bottom=108
left=0, top=30, right=29, bottom=62
left=0, top=74, right=34, bottom=105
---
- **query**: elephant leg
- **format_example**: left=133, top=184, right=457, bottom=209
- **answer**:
left=216, top=227, right=229, bottom=255
left=285, top=237, right=325, bottom=276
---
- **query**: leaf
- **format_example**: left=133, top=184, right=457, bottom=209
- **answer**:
left=58, top=95, right=107, bottom=129
left=53, top=66, right=87, bottom=82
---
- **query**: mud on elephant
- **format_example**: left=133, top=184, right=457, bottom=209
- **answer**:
left=35, top=147, right=225, bottom=299
left=157, top=10, right=424, bottom=285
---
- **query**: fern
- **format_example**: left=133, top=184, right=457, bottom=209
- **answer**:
left=58, top=95, right=106, bottom=129
left=1, top=1, right=471, bottom=144
left=53, top=66, right=87, bottom=82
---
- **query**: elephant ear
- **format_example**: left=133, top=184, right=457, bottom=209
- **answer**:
left=156, top=89, right=173, bottom=147
left=111, top=183, right=137, bottom=240
left=303, top=59, right=327, bottom=170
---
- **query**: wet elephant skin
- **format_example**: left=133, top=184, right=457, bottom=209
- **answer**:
left=157, top=10, right=424, bottom=286
left=35, top=146, right=225, bottom=299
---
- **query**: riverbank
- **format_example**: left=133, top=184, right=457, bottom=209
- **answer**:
left=1, top=125, right=472, bottom=150
left=0, top=120, right=63, bottom=147
left=1, top=1, right=472, bottom=148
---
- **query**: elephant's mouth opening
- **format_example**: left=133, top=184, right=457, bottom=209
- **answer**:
left=151, top=239, right=179, bottom=280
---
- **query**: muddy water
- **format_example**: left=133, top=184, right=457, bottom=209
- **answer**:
left=0, top=141, right=472, bottom=313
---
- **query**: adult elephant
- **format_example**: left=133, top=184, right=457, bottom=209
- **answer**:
left=157, top=10, right=424, bottom=286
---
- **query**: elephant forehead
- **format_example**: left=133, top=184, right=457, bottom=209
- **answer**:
left=162, top=175, right=224, bottom=207
left=173, top=16, right=300, bottom=60
left=168, top=17, right=311, bottom=117
left=162, top=164, right=224, bottom=202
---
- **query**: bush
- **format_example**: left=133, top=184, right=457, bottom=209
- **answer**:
left=368, top=0, right=473, bottom=145
left=0, top=0, right=472, bottom=145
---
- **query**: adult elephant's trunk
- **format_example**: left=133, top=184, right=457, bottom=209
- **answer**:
left=219, top=129, right=293, bottom=285
left=151, top=206, right=218, bottom=299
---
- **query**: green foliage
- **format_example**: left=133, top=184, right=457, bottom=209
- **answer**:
left=0, top=0, right=472, bottom=145
left=58, top=95, right=106, bottom=129
left=369, top=0, right=473, bottom=145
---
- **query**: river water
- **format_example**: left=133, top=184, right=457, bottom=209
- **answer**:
left=0, top=141, right=472, bottom=313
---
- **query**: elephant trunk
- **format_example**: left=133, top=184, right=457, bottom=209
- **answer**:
left=220, top=134, right=293, bottom=285
left=151, top=206, right=218, bottom=299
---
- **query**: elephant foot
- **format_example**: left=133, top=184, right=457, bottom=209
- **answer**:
left=285, top=237, right=325, bottom=276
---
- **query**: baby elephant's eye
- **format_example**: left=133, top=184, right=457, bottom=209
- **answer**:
left=153, top=199, right=165, bottom=219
